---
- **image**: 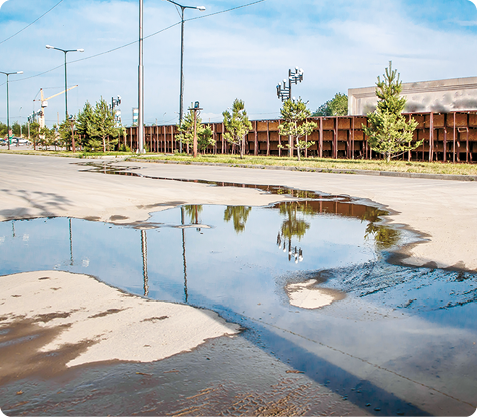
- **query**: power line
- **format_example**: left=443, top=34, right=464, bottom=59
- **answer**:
left=0, top=0, right=64, bottom=45
left=186, top=0, right=266, bottom=22
left=2, top=0, right=266, bottom=86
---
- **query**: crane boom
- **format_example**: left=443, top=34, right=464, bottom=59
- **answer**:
left=36, top=85, right=79, bottom=128
left=40, top=85, right=78, bottom=103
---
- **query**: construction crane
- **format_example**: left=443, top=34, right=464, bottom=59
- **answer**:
left=34, top=86, right=78, bottom=128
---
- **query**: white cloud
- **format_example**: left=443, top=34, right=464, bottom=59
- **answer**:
left=2, top=0, right=477, bottom=126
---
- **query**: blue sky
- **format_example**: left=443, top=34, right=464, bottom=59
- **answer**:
left=1, top=0, right=477, bottom=126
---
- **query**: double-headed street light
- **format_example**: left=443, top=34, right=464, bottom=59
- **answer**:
left=164, top=0, right=205, bottom=150
left=46, top=45, right=84, bottom=121
left=0, top=70, right=23, bottom=151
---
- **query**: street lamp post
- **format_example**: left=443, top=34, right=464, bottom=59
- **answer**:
left=0, top=70, right=23, bottom=151
left=276, top=67, right=304, bottom=156
left=164, top=0, right=205, bottom=152
left=138, top=0, right=144, bottom=153
left=46, top=45, right=84, bottom=121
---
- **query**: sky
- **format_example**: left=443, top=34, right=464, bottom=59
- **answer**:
left=1, top=0, right=477, bottom=127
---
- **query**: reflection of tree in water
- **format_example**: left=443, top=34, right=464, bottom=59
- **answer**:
left=184, top=205, right=203, bottom=225
left=277, top=202, right=309, bottom=263
left=365, top=223, right=400, bottom=250
left=224, top=206, right=252, bottom=233
left=279, top=202, right=310, bottom=240
left=361, top=207, right=400, bottom=249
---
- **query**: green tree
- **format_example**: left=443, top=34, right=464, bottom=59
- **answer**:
left=176, top=111, right=215, bottom=153
left=58, top=119, right=77, bottom=151
left=76, top=102, right=96, bottom=150
left=90, top=98, right=118, bottom=152
left=39, top=126, right=55, bottom=150
left=278, top=99, right=317, bottom=161
left=29, top=121, right=40, bottom=150
left=363, top=62, right=420, bottom=162
left=313, top=93, right=348, bottom=116
left=222, top=99, right=252, bottom=159
left=11, top=122, right=21, bottom=137
left=224, top=206, right=251, bottom=233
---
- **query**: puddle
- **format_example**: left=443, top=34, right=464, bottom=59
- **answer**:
left=1, top=167, right=477, bottom=415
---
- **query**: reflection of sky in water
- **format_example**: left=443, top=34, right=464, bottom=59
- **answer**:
left=1, top=204, right=476, bottom=413
left=0, top=205, right=379, bottom=312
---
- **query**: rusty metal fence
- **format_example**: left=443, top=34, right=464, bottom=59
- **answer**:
left=124, top=111, right=477, bottom=163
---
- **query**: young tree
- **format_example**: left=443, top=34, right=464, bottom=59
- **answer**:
left=313, top=93, right=348, bottom=116
left=176, top=111, right=215, bottom=154
left=58, top=119, right=75, bottom=151
left=29, top=121, right=40, bottom=150
left=76, top=101, right=103, bottom=151
left=363, top=62, right=420, bottom=162
left=278, top=99, right=317, bottom=161
left=90, top=98, right=118, bottom=152
left=39, top=126, right=55, bottom=150
left=222, top=99, right=252, bottom=159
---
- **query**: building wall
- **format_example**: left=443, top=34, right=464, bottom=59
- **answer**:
left=348, top=77, right=477, bottom=116
left=124, top=111, right=477, bottom=163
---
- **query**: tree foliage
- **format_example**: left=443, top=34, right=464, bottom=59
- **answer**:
left=278, top=99, right=317, bottom=161
left=90, top=98, right=118, bottom=152
left=222, top=99, right=252, bottom=159
left=313, top=93, right=348, bottom=116
left=76, top=98, right=120, bottom=152
left=363, top=62, right=420, bottom=162
left=29, top=121, right=40, bottom=150
left=224, top=206, right=252, bottom=233
left=279, top=202, right=310, bottom=241
left=176, top=110, right=215, bottom=153
left=38, top=126, right=55, bottom=150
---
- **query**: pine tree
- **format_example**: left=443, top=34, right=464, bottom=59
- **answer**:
left=279, top=99, right=317, bottom=161
left=363, top=62, right=420, bottom=162
left=222, top=99, right=252, bottom=159
left=176, top=111, right=215, bottom=154
left=90, top=98, right=118, bottom=152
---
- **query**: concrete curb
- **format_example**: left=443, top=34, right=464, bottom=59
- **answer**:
left=127, top=158, right=477, bottom=182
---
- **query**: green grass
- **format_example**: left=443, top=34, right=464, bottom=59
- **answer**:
left=0, top=149, right=135, bottom=158
left=131, top=153, right=477, bottom=176
left=2, top=148, right=476, bottom=176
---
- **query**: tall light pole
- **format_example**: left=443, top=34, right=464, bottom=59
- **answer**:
left=138, top=0, right=144, bottom=153
left=164, top=0, right=205, bottom=152
left=46, top=45, right=84, bottom=121
left=0, top=70, right=23, bottom=151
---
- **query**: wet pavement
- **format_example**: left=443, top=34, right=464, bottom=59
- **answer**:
left=0, top=162, right=476, bottom=416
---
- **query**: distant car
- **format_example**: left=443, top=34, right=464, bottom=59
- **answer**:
left=12, top=137, right=31, bottom=145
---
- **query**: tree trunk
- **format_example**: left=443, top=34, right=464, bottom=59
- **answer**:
left=103, top=137, right=106, bottom=153
left=240, top=136, right=244, bottom=159
left=296, top=137, right=301, bottom=161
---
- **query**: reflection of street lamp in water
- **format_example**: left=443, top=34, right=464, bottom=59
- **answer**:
left=141, top=229, right=149, bottom=296
left=181, top=207, right=188, bottom=303
left=277, top=231, right=304, bottom=263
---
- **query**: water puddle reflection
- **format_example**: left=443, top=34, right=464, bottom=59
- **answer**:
left=1, top=167, right=477, bottom=415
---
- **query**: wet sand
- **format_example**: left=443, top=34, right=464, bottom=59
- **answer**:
left=0, top=270, right=239, bottom=378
